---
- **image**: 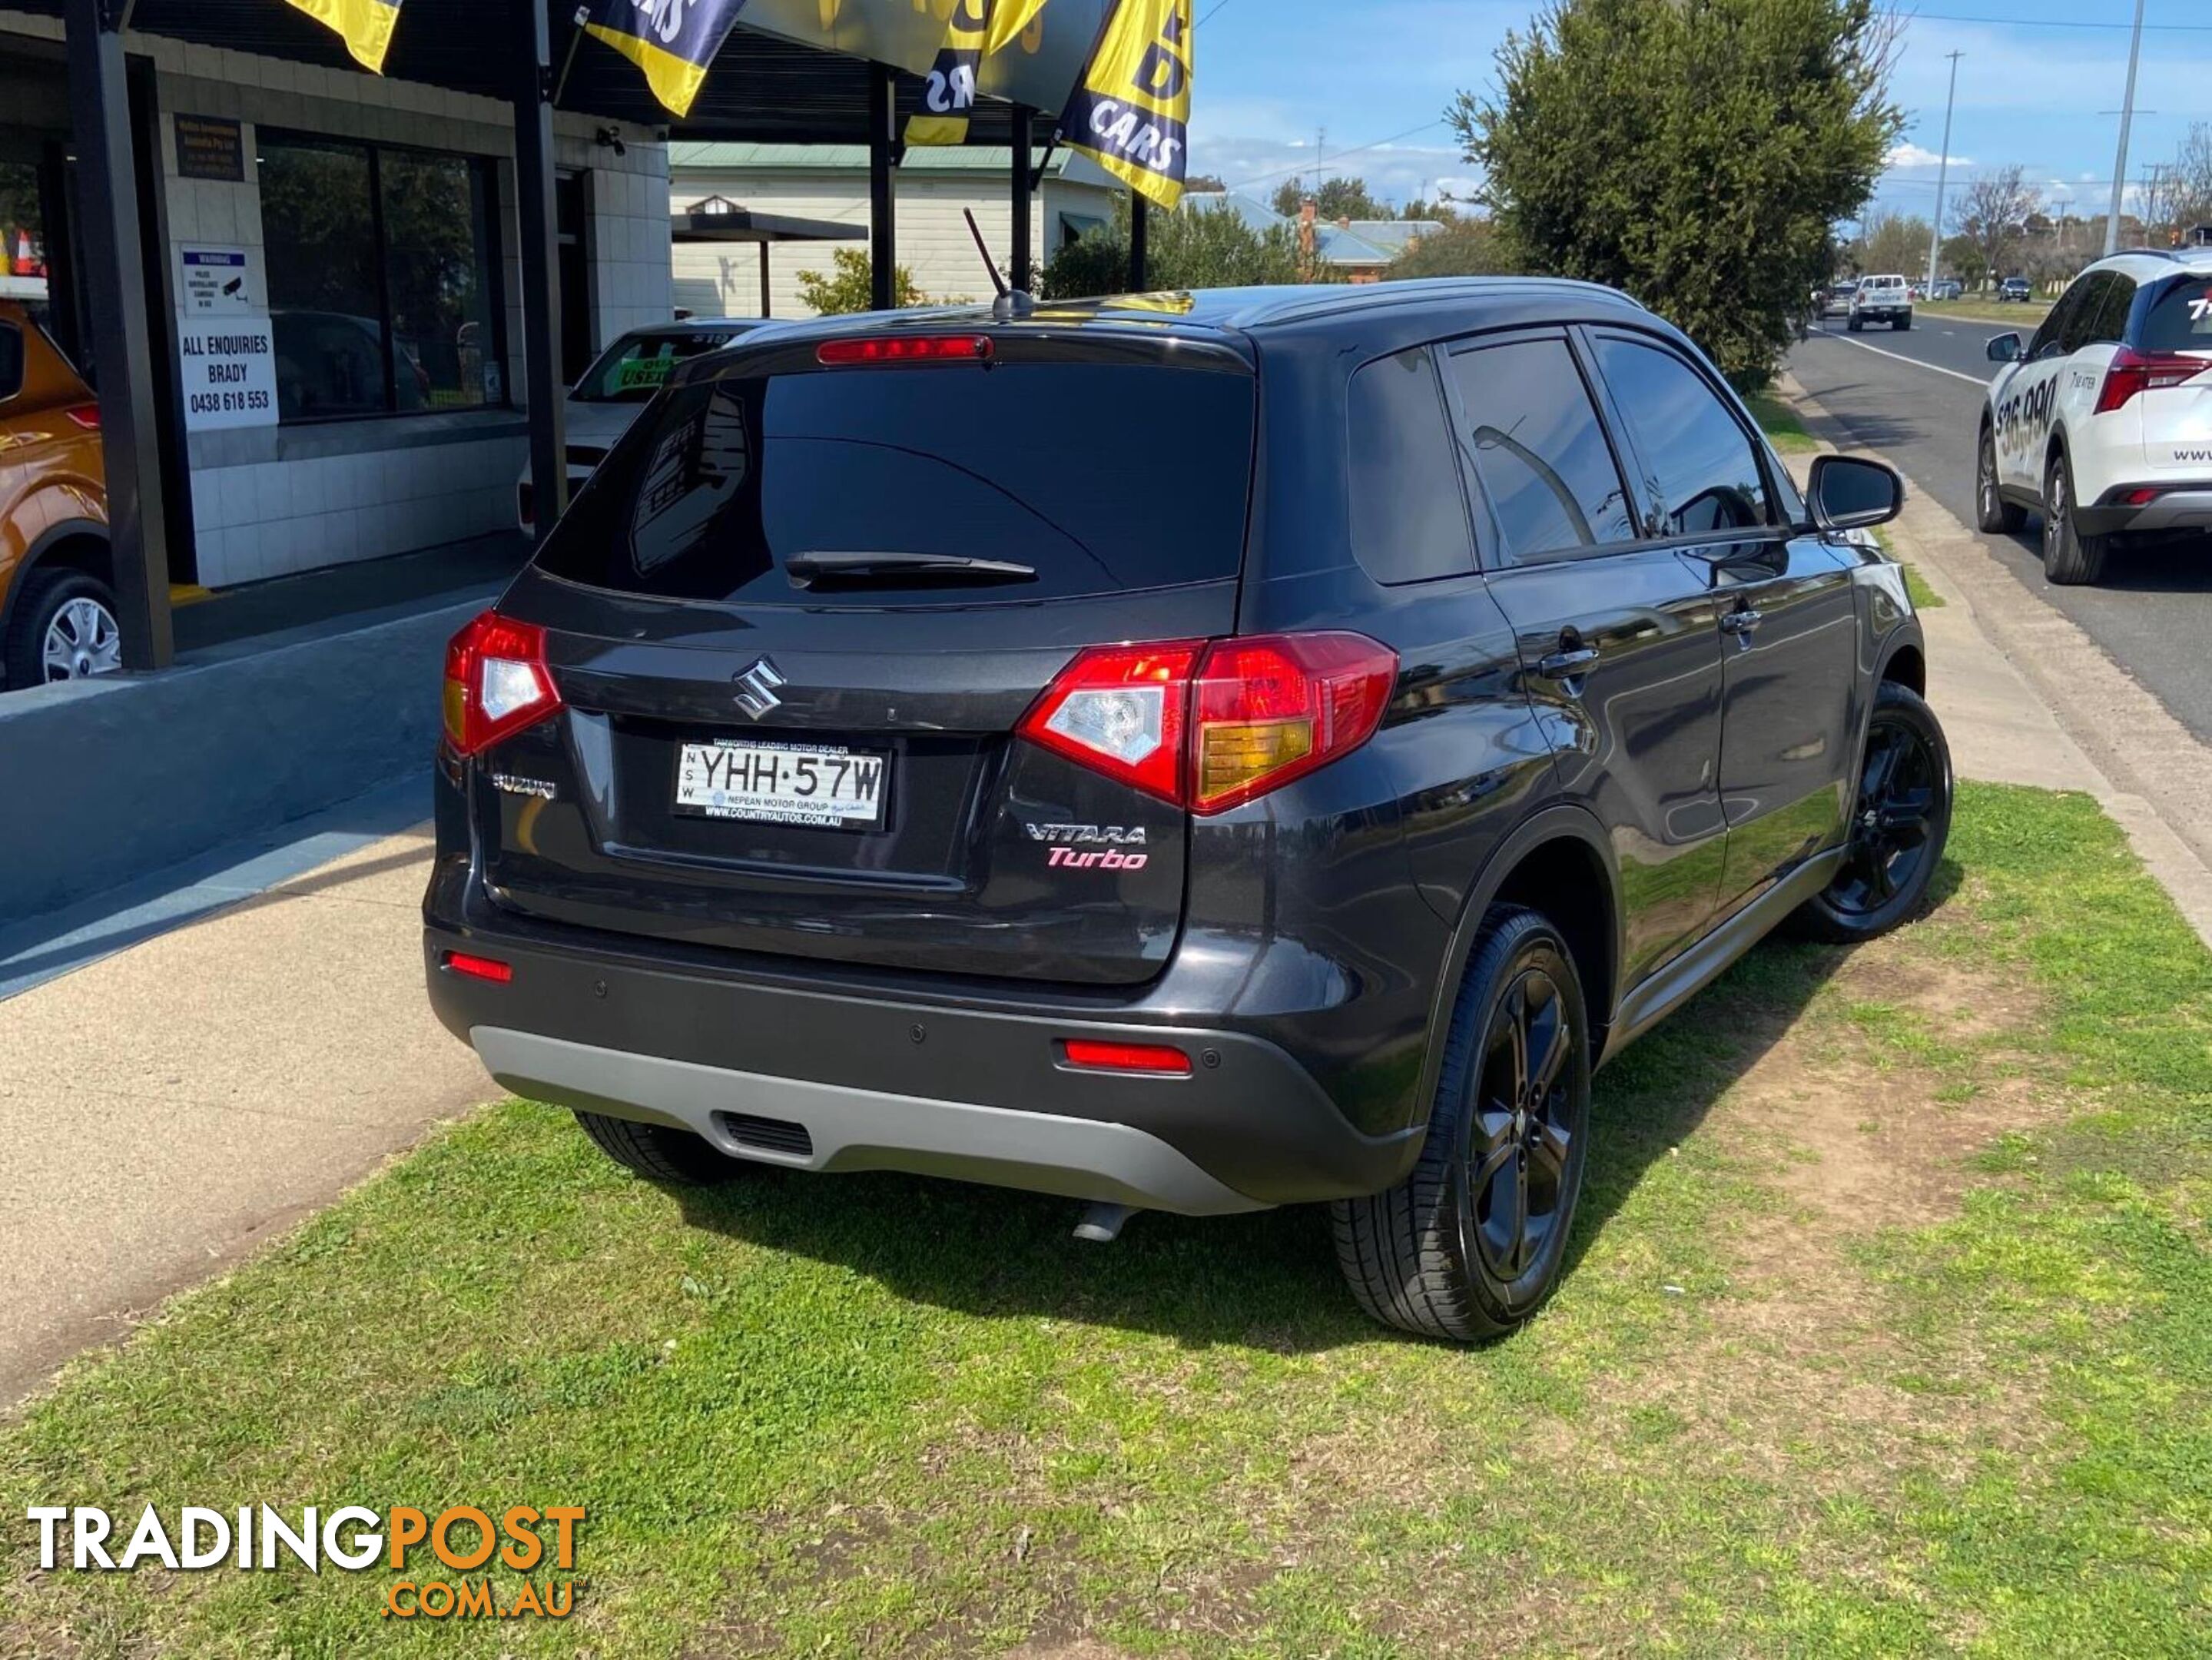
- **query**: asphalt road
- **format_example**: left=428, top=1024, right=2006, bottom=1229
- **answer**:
left=1786, top=319, right=2212, bottom=744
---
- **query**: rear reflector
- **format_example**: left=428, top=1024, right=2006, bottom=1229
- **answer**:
left=2122, top=486, right=2166, bottom=506
left=1061, top=1039, right=1192, bottom=1076
left=816, top=334, right=994, bottom=366
left=443, top=609, right=562, bottom=757
left=64, top=403, right=100, bottom=431
left=442, top=951, right=513, bottom=984
left=1017, top=631, right=1398, bottom=814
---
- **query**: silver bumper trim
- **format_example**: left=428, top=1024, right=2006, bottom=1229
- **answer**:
left=470, top=1027, right=1267, bottom=1216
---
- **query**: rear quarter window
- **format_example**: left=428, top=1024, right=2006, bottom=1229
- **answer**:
left=2141, top=277, right=2212, bottom=354
left=536, top=359, right=1256, bottom=606
left=1346, top=347, right=1475, bottom=584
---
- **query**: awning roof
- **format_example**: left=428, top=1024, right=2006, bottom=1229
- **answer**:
left=671, top=199, right=866, bottom=244
left=8, top=0, right=1051, bottom=144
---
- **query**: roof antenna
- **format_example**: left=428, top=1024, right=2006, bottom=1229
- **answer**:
left=963, top=208, right=1034, bottom=320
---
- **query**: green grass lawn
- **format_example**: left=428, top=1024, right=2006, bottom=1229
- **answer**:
left=1748, top=390, right=1817, bottom=454
left=5, top=785, right=2210, bottom=1657
left=1915, top=297, right=2051, bottom=329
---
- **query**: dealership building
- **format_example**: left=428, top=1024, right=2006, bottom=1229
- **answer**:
left=0, top=2, right=1093, bottom=674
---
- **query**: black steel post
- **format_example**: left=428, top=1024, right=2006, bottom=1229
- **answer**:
left=1008, top=105, right=1033, bottom=292
left=758, top=241, right=772, bottom=317
left=514, top=0, right=567, bottom=536
left=65, top=0, right=171, bottom=670
left=867, top=61, right=898, bottom=311
left=1128, top=191, right=1148, bottom=290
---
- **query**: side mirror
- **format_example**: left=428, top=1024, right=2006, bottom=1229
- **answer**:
left=1806, top=454, right=1903, bottom=533
left=1985, top=333, right=2022, bottom=364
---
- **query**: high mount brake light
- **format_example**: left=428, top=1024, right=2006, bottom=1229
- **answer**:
left=1017, top=632, right=1398, bottom=814
left=2095, top=347, right=2204, bottom=415
left=815, top=335, right=994, bottom=366
left=443, top=609, right=562, bottom=757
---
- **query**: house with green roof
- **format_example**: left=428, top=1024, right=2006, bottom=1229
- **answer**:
left=668, top=143, right=1121, bottom=317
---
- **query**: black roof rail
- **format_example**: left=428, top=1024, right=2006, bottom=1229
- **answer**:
left=2111, top=247, right=2180, bottom=261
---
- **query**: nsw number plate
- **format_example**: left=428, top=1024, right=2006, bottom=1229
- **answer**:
left=673, top=739, right=889, bottom=828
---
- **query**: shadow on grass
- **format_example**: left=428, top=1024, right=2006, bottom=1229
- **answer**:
left=665, top=858, right=1964, bottom=1354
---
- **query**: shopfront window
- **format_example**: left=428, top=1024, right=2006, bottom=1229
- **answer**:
left=260, top=134, right=504, bottom=421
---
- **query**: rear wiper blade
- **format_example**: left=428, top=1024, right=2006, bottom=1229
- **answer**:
left=784, top=551, right=1037, bottom=586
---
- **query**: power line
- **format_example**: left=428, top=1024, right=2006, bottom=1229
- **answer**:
left=1896, top=8, right=2212, bottom=31
left=1225, top=118, right=1451, bottom=192
left=1196, top=0, right=1233, bottom=24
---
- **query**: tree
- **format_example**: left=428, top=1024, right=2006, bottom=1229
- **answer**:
left=1039, top=195, right=1309, bottom=299
left=1951, top=166, right=2041, bottom=283
left=1941, top=232, right=1987, bottom=288
left=1386, top=217, right=1519, bottom=279
left=1271, top=174, right=1391, bottom=222
left=1186, top=172, right=1229, bottom=194
left=794, top=247, right=928, bottom=314
left=1453, top=0, right=1901, bottom=389
left=1400, top=198, right=1461, bottom=224
left=1854, top=209, right=1932, bottom=277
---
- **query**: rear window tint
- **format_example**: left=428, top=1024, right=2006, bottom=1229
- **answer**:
left=1346, top=347, right=1475, bottom=584
left=2141, top=277, right=2212, bottom=353
left=536, top=361, right=1255, bottom=605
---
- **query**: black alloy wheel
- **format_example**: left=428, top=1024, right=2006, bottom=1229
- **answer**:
left=1333, top=907, right=1593, bottom=1341
left=1792, top=679, right=1952, bottom=944
left=1463, top=964, right=1578, bottom=1288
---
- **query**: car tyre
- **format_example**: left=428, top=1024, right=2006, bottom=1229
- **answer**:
left=1791, top=681, right=1952, bottom=945
left=2041, top=449, right=2108, bottom=585
left=574, top=1111, right=746, bottom=1186
left=1847, top=316, right=1863, bottom=332
left=1974, top=426, right=2026, bottom=534
left=1895, top=313, right=1912, bottom=330
left=1332, top=906, right=1592, bottom=1343
left=4, top=568, right=124, bottom=688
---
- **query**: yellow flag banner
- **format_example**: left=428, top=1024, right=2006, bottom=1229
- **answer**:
left=282, top=0, right=402, bottom=73
left=582, top=0, right=754, bottom=119
left=982, top=0, right=1052, bottom=54
left=905, top=0, right=990, bottom=146
left=1060, top=0, right=1192, bottom=210
left=907, top=0, right=1063, bottom=146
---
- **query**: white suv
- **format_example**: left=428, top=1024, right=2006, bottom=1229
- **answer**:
left=1849, top=274, right=1912, bottom=332
left=1976, top=248, right=2212, bottom=584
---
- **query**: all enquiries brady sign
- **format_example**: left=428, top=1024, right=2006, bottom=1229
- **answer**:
left=178, top=317, right=277, bottom=432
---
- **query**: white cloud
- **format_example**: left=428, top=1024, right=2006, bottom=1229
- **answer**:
left=1888, top=142, right=1972, bottom=170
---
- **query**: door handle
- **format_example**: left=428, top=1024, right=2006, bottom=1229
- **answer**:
left=1537, top=646, right=1600, bottom=678
left=1719, top=608, right=1764, bottom=636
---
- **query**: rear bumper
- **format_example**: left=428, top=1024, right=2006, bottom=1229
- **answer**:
left=2078, top=485, right=2212, bottom=539
left=423, top=875, right=1423, bottom=1213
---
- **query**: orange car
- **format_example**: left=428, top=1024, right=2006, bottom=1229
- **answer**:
left=0, top=299, right=115, bottom=686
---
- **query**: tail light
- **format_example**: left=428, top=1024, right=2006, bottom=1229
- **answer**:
left=2095, top=347, right=2205, bottom=415
left=1018, top=632, right=1397, bottom=815
left=443, top=610, right=561, bottom=757
left=64, top=403, right=100, bottom=430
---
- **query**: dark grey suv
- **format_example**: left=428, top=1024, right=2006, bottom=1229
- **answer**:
left=424, top=280, right=1947, bottom=1340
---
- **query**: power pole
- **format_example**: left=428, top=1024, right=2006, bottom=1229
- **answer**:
left=1926, top=49, right=1962, bottom=290
left=2104, top=0, right=2146, bottom=256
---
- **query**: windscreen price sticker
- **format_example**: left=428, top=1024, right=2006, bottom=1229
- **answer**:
left=179, top=317, right=278, bottom=431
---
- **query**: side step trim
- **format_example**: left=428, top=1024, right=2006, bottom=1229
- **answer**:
left=1603, top=848, right=1846, bottom=1061
left=472, top=1027, right=1269, bottom=1217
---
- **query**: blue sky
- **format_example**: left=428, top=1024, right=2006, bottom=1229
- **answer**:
left=1187, top=1, right=2211, bottom=228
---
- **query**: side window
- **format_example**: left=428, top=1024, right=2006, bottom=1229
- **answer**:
left=2088, top=274, right=2137, bottom=347
left=2058, top=274, right=2112, bottom=356
left=1446, top=337, right=1635, bottom=563
left=2029, top=282, right=2083, bottom=360
left=1346, top=347, right=1476, bottom=585
left=0, top=323, right=21, bottom=402
left=1590, top=336, right=1770, bottom=536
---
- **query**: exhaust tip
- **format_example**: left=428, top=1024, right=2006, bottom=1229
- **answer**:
left=1073, top=1202, right=1135, bottom=1243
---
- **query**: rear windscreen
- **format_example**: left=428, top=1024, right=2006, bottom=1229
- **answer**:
left=2141, top=277, right=2212, bottom=354
left=535, top=361, right=1255, bottom=605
